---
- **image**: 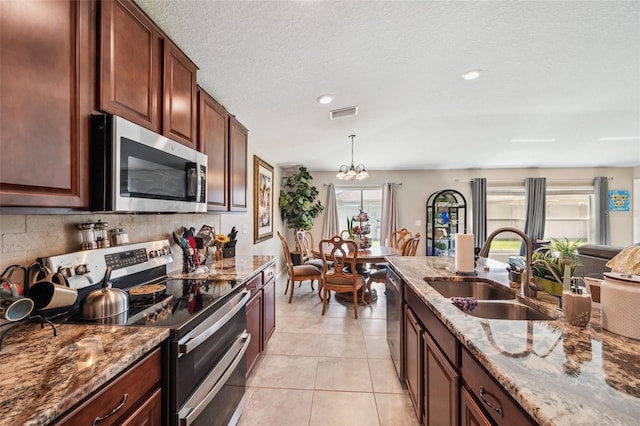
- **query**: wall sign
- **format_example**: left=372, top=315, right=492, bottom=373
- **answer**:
left=609, top=189, right=630, bottom=212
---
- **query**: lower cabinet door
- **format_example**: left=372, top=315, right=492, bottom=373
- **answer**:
left=424, top=331, right=459, bottom=426
left=263, top=278, right=276, bottom=344
left=246, top=290, right=263, bottom=375
left=461, top=387, right=492, bottom=426
left=121, top=388, right=162, bottom=426
left=404, top=307, right=423, bottom=422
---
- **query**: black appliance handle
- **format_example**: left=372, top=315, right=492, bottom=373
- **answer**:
left=178, top=290, right=250, bottom=356
left=178, top=332, right=250, bottom=425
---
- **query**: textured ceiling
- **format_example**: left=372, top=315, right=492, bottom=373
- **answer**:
left=135, top=0, right=640, bottom=171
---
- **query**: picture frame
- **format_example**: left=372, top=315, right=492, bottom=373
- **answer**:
left=254, top=155, right=274, bottom=243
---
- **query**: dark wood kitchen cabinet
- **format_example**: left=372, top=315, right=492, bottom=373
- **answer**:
left=198, top=87, right=229, bottom=211
left=99, top=0, right=162, bottom=133
left=99, top=0, right=198, bottom=148
left=461, top=387, right=492, bottom=426
left=0, top=0, right=93, bottom=208
left=405, top=306, right=424, bottom=422
left=163, top=40, right=198, bottom=148
left=245, top=262, right=277, bottom=376
left=423, top=329, right=459, bottom=426
left=53, top=348, right=162, bottom=426
left=229, top=116, right=248, bottom=211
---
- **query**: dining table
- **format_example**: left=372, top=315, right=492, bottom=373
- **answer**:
left=312, top=245, right=402, bottom=303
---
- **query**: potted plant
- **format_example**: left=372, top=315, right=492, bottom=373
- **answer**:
left=532, top=238, right=582, bottom=296
left=278, top=166, right=324, bottom=253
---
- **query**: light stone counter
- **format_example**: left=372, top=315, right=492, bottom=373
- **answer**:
left=170, top=255, right=276, bottom=282
left=0, top=322, right=169, bottom=426
left=387, top=256, right=640, bottom=426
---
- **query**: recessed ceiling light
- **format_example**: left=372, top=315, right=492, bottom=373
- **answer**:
left=461, top=69, right=483, bottom=80
left=598, top=136, right=640, bottom=141
left=510, top=138, right=556, bottom=143
left=316, top=94, right=333, bottom=104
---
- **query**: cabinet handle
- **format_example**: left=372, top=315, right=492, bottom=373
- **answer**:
left=92, top=393, right=128, bottom=425
left=479, top=386, right=503, bottom=417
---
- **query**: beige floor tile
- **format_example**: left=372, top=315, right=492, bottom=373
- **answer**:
left=369, top=359, right=406, bottom=394
left=246, top=353, right=268, bottom=387
left=361, top=318, right=387, bottom=335
left=321, top=316, right=364, bottom=335
left=319, top=333, right=367, bottom=358
left=276, top=312, right=325, bottom=333
left=315, top=357, right=373, bottom=392
left=310, top=390, right=380, bottom=426
left=375, top=392, right=420, bottom=426
left=364, top=334, right=392, bottom=359
left=238, top=388, right=313, bottom=426
left=270, top=332, right=325, bottom=356
left=256, top=355, right=319, bottom=389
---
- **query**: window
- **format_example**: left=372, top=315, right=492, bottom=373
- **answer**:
left=486, top=185, right=593, bottom=260
left=335, top=186, right=382, bottom=243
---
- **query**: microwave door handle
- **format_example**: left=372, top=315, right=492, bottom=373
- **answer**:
left=178, top=333, right=251, bottom=426
left=185, top=162, right=197, bottom=199
left=178, top=290, right=250, bottom=356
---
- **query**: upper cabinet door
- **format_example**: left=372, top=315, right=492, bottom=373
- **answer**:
left=163, top=40, right=198, bottom=148
left=0, top=0, right=93, bottom=208
left=198, top=88, right=229, bottom=211
left=99, top=0, right=162, bottom=132
left=229, top=117, right=248, bottom=211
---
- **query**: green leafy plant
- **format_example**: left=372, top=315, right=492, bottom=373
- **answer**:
left=532, top=238, right=583, bottom=294
left=346, top=216, right=354, bottom=239
left=278, top=166, right=324, bottom=232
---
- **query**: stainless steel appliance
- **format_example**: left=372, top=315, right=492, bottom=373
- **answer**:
left=44, top=241, right=249, bottom=426
left=90, top=113, right=208, bottom=213
left=386, top=266, right=404, bottom=382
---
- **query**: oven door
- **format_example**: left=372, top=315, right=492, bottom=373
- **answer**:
left=178, top=332, right=250, bottom=426
left=170, top=290, right=250, bottom=425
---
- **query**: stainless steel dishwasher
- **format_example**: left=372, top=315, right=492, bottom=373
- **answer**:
left=386, top=266, right=405, bottom=382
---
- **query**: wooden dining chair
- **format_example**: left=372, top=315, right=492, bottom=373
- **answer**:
left=319, top=235, right=367, bottom=319
left=391, top=228, right=414, bottom=249
left=368, top=233, right=421, bottom=286
left=295, top=230, right=324, bottom=270
left=278, top=231, right=322, bottom=303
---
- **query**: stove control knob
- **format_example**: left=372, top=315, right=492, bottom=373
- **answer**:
left=163, top=247, right=171, bottom=255
left=75, top=264, right=89, bottom=275
left=149, top=250, right=157, bottom=258
left=60, top=267, right=74, bottom=278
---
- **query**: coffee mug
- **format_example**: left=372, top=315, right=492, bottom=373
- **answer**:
left=28, top=273, right=78, bottom=311
left=0, top=278, right=34, bottom=323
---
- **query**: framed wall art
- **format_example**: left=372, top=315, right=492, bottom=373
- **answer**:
left=254, top=155, right=274, bottom=243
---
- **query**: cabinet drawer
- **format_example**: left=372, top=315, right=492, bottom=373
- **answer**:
left=263, top=263, right=276, bottom=284
left=245, top=272, right=263, bottom=293
left=461, top=348, right=536, bottom=426
left=55, top=348, right=161, bottom=426
left=405, top=285, right=459, bottom=366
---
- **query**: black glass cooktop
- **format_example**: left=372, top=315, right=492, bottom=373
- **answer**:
left=59, top=279, right=241, bottom=331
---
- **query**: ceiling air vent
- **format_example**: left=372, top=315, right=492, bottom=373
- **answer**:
left=329, top=106, right=359, bottom=120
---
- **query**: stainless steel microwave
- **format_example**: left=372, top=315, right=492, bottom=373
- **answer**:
left=90, top=114, right=207, bottom=213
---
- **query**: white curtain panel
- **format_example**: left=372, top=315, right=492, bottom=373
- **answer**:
left=380, top=183, right=398, bottom=246
left=322, top=183, right=340, bottom=239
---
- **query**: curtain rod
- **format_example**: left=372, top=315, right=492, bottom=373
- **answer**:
left=323, top=182, right=403, bottom=186
left=454, top=178, right=612, bottom=183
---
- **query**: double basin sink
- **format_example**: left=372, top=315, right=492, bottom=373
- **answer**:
left=425, top=280, right=553, bottom=321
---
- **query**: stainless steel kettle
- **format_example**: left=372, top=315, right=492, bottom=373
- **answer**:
left=81, top=266, right=129, bottom=322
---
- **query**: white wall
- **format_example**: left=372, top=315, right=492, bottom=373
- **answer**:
left=307, top=166, right=636, bottom=254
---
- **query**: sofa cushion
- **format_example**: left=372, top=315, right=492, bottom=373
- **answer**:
left=577, top=244, right=626, bottom=260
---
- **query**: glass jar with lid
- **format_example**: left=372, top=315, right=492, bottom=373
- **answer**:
left=78, top=223, right=97, bottom=250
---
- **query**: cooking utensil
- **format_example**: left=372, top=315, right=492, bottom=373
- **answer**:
left=81, top=266, right=129, bottom=322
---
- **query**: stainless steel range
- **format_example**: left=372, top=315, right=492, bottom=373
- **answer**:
left=44, top=240, right=250, bottom=426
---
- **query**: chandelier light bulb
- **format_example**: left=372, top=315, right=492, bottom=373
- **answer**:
left=336, top=135, right=368, bottom=181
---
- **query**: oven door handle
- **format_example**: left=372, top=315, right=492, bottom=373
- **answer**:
left=178, top=332, right=250, bottom=426
left=178, top=290, right=250, bottom=357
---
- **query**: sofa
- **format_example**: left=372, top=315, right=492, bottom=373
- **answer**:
left=574, top=244, right=627, bottom=278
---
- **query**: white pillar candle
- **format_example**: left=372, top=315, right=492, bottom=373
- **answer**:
left=455, top=233, right=475, bottom=273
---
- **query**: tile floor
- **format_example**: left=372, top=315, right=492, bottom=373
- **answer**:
left=238, top=277, right=420, bottom=426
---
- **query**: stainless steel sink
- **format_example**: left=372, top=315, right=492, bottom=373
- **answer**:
left=425, top=280, right=515, bottom=300
left=459, top=301, right=554, bottom=321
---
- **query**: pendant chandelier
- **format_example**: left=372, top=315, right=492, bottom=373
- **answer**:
left=336, top=134, right=369, bottom=180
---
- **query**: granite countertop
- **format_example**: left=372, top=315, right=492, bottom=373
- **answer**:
left=169, top=254, right=276, bottom=282
left=387, top=256, right=640, bottom=426
left=0, top=322, right=169, bottom=426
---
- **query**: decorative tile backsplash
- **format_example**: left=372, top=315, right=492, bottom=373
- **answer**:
left=0, top=213, right=221, bottom=279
